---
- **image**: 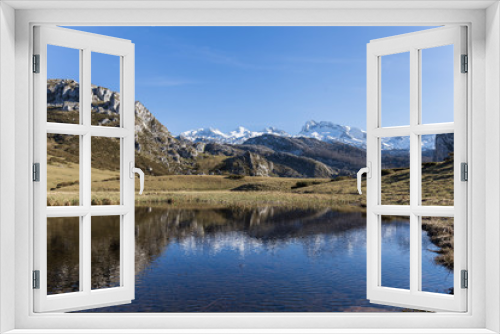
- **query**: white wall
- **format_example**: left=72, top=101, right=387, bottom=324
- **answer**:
left=5, top=4, right=495, bottom=332
left=485, top=2, right=500, bottom=333
left=0, top=2, right=16, bottom=333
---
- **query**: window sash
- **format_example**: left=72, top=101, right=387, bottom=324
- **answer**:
left=33, top=26, right=136, bottom=313
left=366, top=26, right=468, bottom=312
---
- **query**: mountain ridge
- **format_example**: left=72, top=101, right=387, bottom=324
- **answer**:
left=46, top=79, right=451, bottom=178
left=180, top=120, right=436, bottom=151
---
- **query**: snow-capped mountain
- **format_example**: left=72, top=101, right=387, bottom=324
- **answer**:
left=297, top=120, right=435, bottom=151
left=179, top=126, right=291, bottom=145
left=179, top=120, right=435, bottom=151
left=179, top=128, right=230, bottom=143
left=380, top=135, right=435, bottom=151
left=298, top=120, right=367, bottom=148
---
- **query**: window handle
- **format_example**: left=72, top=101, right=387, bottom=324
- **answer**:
left=129, top=162, right=145, bottom=195
left=357, top=162, right=371, bottom=195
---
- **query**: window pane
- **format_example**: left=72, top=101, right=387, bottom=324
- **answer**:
left=47, top=134, right=80, bottom=206
left=91, top=52, right=121, bottom=127
left=421, top=45, right=454, bottom=124
left=91, top=215, right=121, bottom=290
left=47, top=217, right=80, bottom=294
left=47, top=45, right=80, bottom=124
left=381, top=52, right=410, bottom=127
left=381, top=216, right=410, bottom=290
left=421, top=133, right=454, bottom=206
left=381, top=136, right=410, bottom=205
left=421, top=217, right=454, bottom=294
left=91, top=137, right=120, bottom=205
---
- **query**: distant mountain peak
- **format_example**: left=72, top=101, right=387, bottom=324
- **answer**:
left=180, top=120, right=435, bottom=151
left=298, top=120, right=366, bottom=148
left=180, top=126, right=290, bottom=145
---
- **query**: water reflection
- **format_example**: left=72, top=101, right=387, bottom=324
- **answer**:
left=47, top=217, right=79, bottom=294
left=46, top=206, right=453, bottom=312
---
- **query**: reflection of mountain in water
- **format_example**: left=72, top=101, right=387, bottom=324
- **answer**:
left=135, top=206, right=367, bottom=272
left=49, top=207, right=367, bottom=294
left=66, top=208, right=452, bottom=312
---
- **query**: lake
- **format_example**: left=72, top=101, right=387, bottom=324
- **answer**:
left=47, top=206, right=453, bottom=312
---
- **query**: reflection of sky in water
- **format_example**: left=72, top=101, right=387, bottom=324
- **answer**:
left=75, top=207, right=453, bottom=313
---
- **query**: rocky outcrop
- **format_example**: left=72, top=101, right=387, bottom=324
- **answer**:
left=47, top=79, right=204, bottom=175
left=47, top=79, right=79, bottom=109
left=219, top=149, right=335, bottom=178
left=434, top=133, right=454, bottom=162
left=266, top=152, right=334, bottom=178
left=223, top=151, right=273, bottom=177
left=242, top=134, right=365, bottom=176
left=204, top=143, right=243, bottom=156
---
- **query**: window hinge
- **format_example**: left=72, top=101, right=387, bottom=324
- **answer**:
left=461, top=54, right=468, bottom=73
left=33, top=54, right=40, bottom=73
left=461, top=270, right=468, bottom=289
left=33, top=270, right=40, bottom=289
left=461, top=162, right=468, bottom=182
left=33, top=163, right=40, bottom=182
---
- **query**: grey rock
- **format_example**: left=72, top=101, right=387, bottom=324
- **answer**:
left=434, top=133, right=454, bottom=162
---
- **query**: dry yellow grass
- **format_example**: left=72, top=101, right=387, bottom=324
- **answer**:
left=47, top=160, right=453, bottom=209
left=422, top=217, right=454, bottom=270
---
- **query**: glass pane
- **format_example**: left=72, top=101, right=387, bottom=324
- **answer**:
left=421, top=217, right=454, bottom=294
left=381, top=52, right=410, bottom=127
left=47, top=45, right=80, bottom=124
left=381, top=136, right=410, bottom=205
left=421, top=45, right=454, bottom=124
left=47, top=134, right=80, bottom=206
left=381, top=216, right=410, bottom=290
left=91, top=216, right=121, bottom=290
left=91, top=52, right=121, bottom=127
left=47, top=217, right=80, bottom=294
left=422, top=133, right=454, bottom=206
left=91, top=137, right=120, bottom=205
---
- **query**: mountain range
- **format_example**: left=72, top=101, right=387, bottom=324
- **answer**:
left=180, top=120, right=436, bottom=151
left=47, top=79, right=451, bottom=178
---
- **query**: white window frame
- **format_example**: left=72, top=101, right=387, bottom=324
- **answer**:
left=33, top=26, right=136, bottom=313
left=366, top=26, right=468, bottom=312
left=1, top=1, right=499, bottom=333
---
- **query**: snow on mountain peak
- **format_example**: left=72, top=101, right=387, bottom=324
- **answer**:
left=179, top=120, right=435, bottom=151
left=179, top=126, right=290, bottom=144
left=299, top=120, right=367, bottom=148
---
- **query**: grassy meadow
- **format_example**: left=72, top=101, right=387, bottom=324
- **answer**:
left=47, top=154, right=454, bottom=209
left=47, top=155, right=454, bottom=268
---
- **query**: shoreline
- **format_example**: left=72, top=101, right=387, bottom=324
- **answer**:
left=47, top=172, right=454, bottom=271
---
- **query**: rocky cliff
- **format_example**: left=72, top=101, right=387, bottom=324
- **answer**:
left=47, top=79, right=203, bottom=175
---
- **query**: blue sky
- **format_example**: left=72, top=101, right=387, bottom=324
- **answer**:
left=48, top=26, right=453, bottom=135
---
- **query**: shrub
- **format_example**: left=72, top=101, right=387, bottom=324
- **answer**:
left=291, top=180, right=323, bottom=189
left=381, top=169, right=395, bottom=176
left=330, top=176, right=352, bottom=182
left=226, top=174, right=245, bottom=180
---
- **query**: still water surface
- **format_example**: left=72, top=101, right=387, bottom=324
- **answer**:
left=47, top=206, right=453, bottom=312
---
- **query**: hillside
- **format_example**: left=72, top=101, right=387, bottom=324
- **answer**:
left=241, top=134, right=366, bottom=175
left=46, top=79, right=378, bottom=179
left=48, top=79, right=208, bottom=176
left=47, top=79, right=454, bottom=182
